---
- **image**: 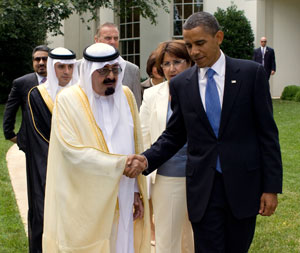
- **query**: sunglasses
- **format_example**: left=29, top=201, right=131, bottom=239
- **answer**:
left=33, top=57, right=48, bottom=62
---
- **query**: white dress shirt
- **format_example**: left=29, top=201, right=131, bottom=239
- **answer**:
left=198, top=50, right=226, bottom=110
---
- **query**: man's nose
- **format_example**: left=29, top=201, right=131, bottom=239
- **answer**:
left=65, top=68, right=71, bottom=74
left=190, top=46, right=198, bottom=57
left=107, top=69, right=115, bottom=78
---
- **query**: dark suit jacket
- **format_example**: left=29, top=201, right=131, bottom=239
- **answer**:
left=143, top=56, right=282, bottom=223
left=253, top=46, right=276, bottom=79
left=3, top=72, right=38, bottom=152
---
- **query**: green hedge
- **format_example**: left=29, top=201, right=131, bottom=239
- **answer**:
left=295, top=91, right=300, bottom=102
left=281, top=85, right=300, bottom=101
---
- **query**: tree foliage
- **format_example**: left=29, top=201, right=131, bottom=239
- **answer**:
left=0, top=0, right=170, bottom=103
left=214, top=4, right=254, bottom=60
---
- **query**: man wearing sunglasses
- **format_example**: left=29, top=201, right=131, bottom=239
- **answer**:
left=3, top=45, right=50, bottom=153
left=43, top=43, right=150, bottom=252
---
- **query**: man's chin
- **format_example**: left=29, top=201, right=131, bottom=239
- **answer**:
left=37, top=70, right=46, bottom=75
left=105, top=87, right=115, bottom=96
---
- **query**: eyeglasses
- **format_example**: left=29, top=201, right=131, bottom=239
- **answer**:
left=261, top=41, right=267, bottom=43
left=96, top=66, right=122, bottom=76
left=161, top=59, right=186, bottom=69
left=33, top=57, right=48, bottom=62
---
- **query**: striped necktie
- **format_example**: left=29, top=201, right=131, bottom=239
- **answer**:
left=40, top=77, right=47, bottom=84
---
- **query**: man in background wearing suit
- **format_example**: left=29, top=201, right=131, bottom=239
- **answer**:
left=3, top=45, right=50, bottom=152
left=3, top=45, right=50, bottom=253
left=94, top=22, right=142, bottom=108
left=253, top=36, right=276, bottom=80
left=126, top=12, right=282, bottom=252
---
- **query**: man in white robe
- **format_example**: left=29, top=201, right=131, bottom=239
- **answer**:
left=43, top=43, right=150, bottom=253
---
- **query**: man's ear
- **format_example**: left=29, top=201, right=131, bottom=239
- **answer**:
left=94, top=35, right=99, bottom=43
left=215, top=30, right=224, bottom=46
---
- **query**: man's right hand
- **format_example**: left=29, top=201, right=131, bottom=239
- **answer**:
left=10, top=136, right=17, bottom=143
left=124, top=154, right=147, bottom=178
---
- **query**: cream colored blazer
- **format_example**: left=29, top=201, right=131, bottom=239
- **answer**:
left=139, top=80, right=169, bottom=188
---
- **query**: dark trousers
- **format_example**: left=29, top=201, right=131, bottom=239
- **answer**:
left=26, top=158, right=43, bottom=253
left=192, top=172, right=256, bottom=253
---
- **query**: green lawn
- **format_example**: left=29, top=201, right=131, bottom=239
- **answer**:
left=0, top=100, right=299, bottom=252
left=250, top=99, right=300, bottom=252
left=0, top=105, right=28, bottom=252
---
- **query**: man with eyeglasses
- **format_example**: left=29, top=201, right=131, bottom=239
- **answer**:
left=3, top=45, right=50, bottom=153
left=42, top=43, right=150, bottom=253
left=253, top=36, right=276, bottom=80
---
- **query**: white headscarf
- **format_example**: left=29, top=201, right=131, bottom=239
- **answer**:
left=45, top=47, right=79, bottom=101
left=80, top=43, right=136, bottom=244
left=79, top=43, right=132, bottom=154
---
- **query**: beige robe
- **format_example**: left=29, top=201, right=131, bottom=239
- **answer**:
left=43, top=85, right=150, bottom=253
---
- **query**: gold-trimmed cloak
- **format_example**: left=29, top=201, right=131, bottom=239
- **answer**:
left=43, top=85, right=150, bottom=253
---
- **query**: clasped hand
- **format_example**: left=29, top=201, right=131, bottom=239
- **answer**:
left=124, top=154, right=147, bottom=178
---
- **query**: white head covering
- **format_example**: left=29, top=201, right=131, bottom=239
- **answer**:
left=79, top=43, right=131, bottom=154
left=80, top=43, right=135, bottom=241
left=45, top=47, right=79, bottom=101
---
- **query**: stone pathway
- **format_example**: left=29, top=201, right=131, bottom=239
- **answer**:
left=6, top=144, right=28, bottom=235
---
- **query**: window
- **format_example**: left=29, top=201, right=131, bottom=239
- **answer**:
left=173, top=0, right=203, bottom=38
left=119, top=4, right=140, bottom=67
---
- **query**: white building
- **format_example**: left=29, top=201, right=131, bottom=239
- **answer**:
left=48, top=0, right=300, bottom=97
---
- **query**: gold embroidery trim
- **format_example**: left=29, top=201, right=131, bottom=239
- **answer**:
left=37, top=84, right=54, bottom=113
left=27, top=86, right=51, bottom=143
left=72, top=85, right=109, bottom=152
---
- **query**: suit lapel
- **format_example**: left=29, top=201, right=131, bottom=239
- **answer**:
left=218, top=56, right=242, bottom=138
left=186, top=65, right=215, bottom=137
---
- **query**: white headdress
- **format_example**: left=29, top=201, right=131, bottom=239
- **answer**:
left=79, top=43, right=131, bottom=154
left=45, top=47, right=79, bottom=101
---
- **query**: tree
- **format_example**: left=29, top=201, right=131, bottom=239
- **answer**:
left=0, top=0, right=170, bottom=103
left=214, top=4, right=254, bottom=60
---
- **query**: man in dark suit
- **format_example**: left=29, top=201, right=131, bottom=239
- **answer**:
left=125, top=12, right=282, bottom=252
left=253, top=36, right=276, bottom=80
left=3, top=45, right=49, bottom=253
left=3, top=45, right=50, bottom=152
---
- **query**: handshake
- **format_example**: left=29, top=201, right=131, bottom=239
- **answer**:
left=124, top=154, right=147, bottom=178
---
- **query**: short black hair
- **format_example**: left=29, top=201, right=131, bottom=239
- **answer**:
left=32, top=45, right=50, bottom=57
left=183, top=12, right=220, bottom=36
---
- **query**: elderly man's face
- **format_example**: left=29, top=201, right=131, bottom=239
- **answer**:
left=91, top=64, right=121, bottom=96
left=33, top=50, right=48, bottom=76
left=54, top=63, right=74, bottom=87
left=95, top=26, right=119, bottom=49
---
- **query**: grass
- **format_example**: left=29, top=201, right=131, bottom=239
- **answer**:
left=0, top=100, right=299, bottom=252
left=0, top=104, right=28, bottom=252
left=250, top=99, right=300, bottom=252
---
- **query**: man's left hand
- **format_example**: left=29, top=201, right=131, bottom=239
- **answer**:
left=259, top=193, right=278, bottom=216
left=133, top=192, right=144, bottom=220
left=271, top=70, right=275, bottom=75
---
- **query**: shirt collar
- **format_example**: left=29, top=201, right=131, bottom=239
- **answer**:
left=198, top=50, right=225, bottom=80
left=36, top=73, right=46, bottom=84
